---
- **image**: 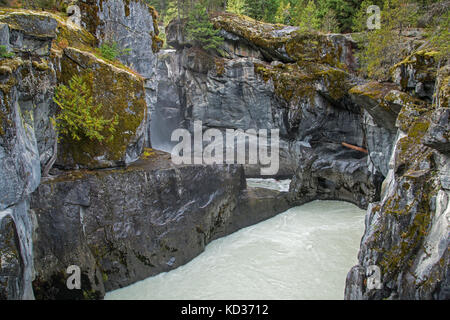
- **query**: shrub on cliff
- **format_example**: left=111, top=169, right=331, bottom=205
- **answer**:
left=52, top=75, right=119, bottom=143
left=186, top=2, right=224, bottom=51
left=0, top=45, right=14, bottom=58
left=98, top=41, right=131, bottom=62
left=426, top=6, right=450, bottom=61
left=356, top=0, right=419, bottom=80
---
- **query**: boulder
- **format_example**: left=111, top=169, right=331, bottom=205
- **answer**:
left=31, top=151, right=247, bottom=298
left=55, top=47, right=147, bottom=169
left=391, top=50, right=440, bottom=101
left=78, top=0, right=163, bottom=144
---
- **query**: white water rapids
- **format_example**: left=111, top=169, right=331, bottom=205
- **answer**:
left=105, top=180, right=365, bottom=300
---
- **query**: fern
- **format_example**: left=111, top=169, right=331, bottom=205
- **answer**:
left=98, top=41, right=131, bottom=61
left=0, top=45, right=14, bottom=58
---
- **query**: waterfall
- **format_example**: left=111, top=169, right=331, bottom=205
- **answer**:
left=150, top=49, right=183, bottom=153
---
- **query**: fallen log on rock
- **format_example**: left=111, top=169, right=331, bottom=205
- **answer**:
left=342, top=142, right=368, bottom=154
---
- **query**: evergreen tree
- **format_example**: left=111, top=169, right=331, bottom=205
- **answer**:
left=293, top=0, right=321, bottom=31
left=358, top=0, right=419, bottom=80
left=274, top=0, right=292, bottom=24
left=321, top=9, right=340, bottom=33
left=227, top=0, right=245, bottom=14
left=243, top=0, right=265, bottom=20
left=316, top=0, right=361, bottom=32
left=186, top=1, right=224, bottom=51
left=53, top=75, right=119, bottom=143
left=263, top=0, right=281, bottom=23
left=351, top=0, right=383, bottom=32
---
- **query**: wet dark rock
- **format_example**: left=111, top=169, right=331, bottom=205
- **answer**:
left=289, top=145, right=382, bottom=209
left=216, top=187, right=291, bottom=237
left=345, top=65, right=450, bottom=300
left=424, top=107, right=450, bottom=155
left=31, top=151, right=247, bottom=296
left=0, top=214, right=22, bottom=300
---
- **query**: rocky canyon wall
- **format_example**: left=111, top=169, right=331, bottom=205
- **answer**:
left=0, top=1, right=447, bottom=300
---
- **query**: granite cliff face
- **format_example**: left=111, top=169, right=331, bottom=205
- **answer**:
left=159, top=13, right=449, bottom=299
left=157, top=14, right=379, bottom=208
left=0, top=2, right=448, bottom=300
left=0, top=4, right=290, bottom=300
left=0, top=3, right=163, bottom=299
left=78, top=0, right=162, bottom=146
left=345, top=63, right=449, bottom=300
left=0, top=10, right=59, bottom=300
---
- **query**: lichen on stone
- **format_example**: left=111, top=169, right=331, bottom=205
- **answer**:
left=56, top=47, right=147, bottom=169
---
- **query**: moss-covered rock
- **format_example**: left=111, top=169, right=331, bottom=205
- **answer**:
left=211, top=12, right=356, bottom=71
left=349, top=81, right=426, bottom=133
left=0, top=214, right=22, bottom=300
left=423, top=65, right=450, bottom=154
left=211, top=12, right=292, bottom=62
left=0, top=10, right=57, bottom=39
left=391, top=49, right=440, bottom=100
left=254, top=61, right=350, bottom=106
left=55, top=47, right=147, bottom=169
left=346, top=65, right=449, bottom=299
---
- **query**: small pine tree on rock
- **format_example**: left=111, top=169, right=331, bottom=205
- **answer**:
left=53, top=75, right=119, bottom=143
left=186, top=2, right=224, bottom=51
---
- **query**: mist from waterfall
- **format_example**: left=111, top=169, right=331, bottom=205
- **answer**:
left=149, top=104, right=182, bottom=153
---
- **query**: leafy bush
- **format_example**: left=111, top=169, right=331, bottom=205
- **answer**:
left=98, top=41, right=131, bottom=61
left=52, top=75, right=119, bottom=143
left=0, top=45, right=14, bottom=58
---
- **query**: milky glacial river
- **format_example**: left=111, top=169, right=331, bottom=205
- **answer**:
left=105, top=197, right=365, bottom=300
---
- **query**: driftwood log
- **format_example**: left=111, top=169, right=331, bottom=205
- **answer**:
left=342, top=142, right=368, bottom=154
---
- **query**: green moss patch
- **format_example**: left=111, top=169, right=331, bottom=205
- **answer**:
left=56, top=47, right=147, bottom=169
left=211, top=12, right=288, bottom=54
left=255, top=61, right=349, bottom=104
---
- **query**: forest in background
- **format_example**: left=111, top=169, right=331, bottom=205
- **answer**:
left=145, top=0, right=448, bottom=33
left=145, top=0, right=448, bottom=79
left=0, top=0, right=448, bottom=79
